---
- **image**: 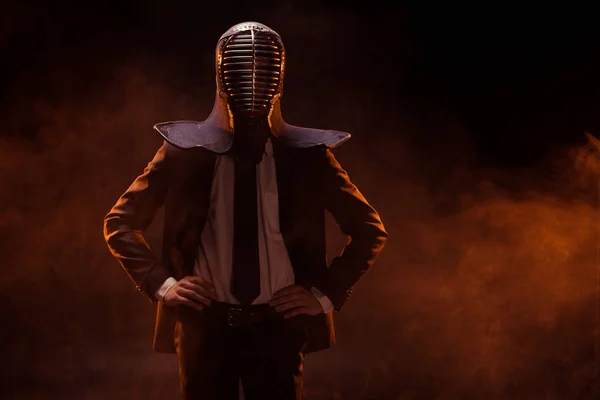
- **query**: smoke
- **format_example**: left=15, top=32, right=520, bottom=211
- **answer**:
left=1, top=3, right=599, bottom=400
left=297, top=109, right=598, bottom=399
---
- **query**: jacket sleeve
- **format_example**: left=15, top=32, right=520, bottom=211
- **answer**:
left=312, top=147, right=387, bottom=311
left=103, top=142, right=172, bottom=303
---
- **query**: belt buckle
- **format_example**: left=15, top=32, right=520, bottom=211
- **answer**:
left=227, top=307, right=243, bottom=327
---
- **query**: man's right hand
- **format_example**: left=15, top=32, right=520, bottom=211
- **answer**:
left=163, top=276, right=217, bottom=311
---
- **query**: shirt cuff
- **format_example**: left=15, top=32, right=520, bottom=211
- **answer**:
left=310, top=286, right=335, bottom=314
left=154, top=277, right=178, bottom=301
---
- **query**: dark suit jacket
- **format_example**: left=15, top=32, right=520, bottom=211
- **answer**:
left=103, top=137, right=387, bottom=354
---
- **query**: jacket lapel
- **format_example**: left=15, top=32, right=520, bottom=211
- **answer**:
left=167, top=147, right=217, bottom=278
left=272, top=139, right=311, bottom=284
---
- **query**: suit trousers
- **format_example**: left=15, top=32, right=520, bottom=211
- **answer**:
left=175, top=304, right=308, bottom=400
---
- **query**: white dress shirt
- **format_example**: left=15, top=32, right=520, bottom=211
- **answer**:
left=155, top=139, right=334, bottom=313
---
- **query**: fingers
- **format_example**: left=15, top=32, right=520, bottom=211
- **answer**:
left=178, top=287, right=212, bottom=306
left=186, top=276, right=215, bottom=290
left=269, top=292, right=304, bottom=307
left=162, top=276, right=217, bottom=310
left=270, top=286, right=323, bottom=318
left=180, top=280, right=217, bottom=300
left=273, top=299, right=304, bottom=313
left=176, top=295, right=205, bottom=311
left=273, top=285, right=305, bottom=298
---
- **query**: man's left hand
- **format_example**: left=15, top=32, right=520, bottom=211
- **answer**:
left=269, top=285, right=324, bottom=318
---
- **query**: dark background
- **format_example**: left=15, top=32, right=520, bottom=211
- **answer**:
left=1, top=1, right=599, bottom=399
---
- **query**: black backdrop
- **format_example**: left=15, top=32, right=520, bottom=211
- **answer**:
left=1, top=1, right=599, bottom=399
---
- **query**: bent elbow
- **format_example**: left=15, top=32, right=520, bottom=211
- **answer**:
left=103, top=212, right=115, bottom=241
left=103, top=212, right=126, bottom=247
left=373, top=214, right=387, bottom=242
left=358, top=220, right=387, bottom=253
left=375, top=225, right=387, bottom=251
left=378, top=229, right=387, bottom=246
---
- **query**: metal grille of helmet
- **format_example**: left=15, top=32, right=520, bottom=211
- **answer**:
left=219, top=30, right=284, bottom=114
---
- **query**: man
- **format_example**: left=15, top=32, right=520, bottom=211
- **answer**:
left=103, top=21, right=386, bottom=399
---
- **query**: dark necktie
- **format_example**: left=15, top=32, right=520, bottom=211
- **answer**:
left=231, top=151, right=261, bottom=304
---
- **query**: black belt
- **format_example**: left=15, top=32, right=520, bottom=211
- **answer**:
left=206, top=301, right=281, bottom=327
